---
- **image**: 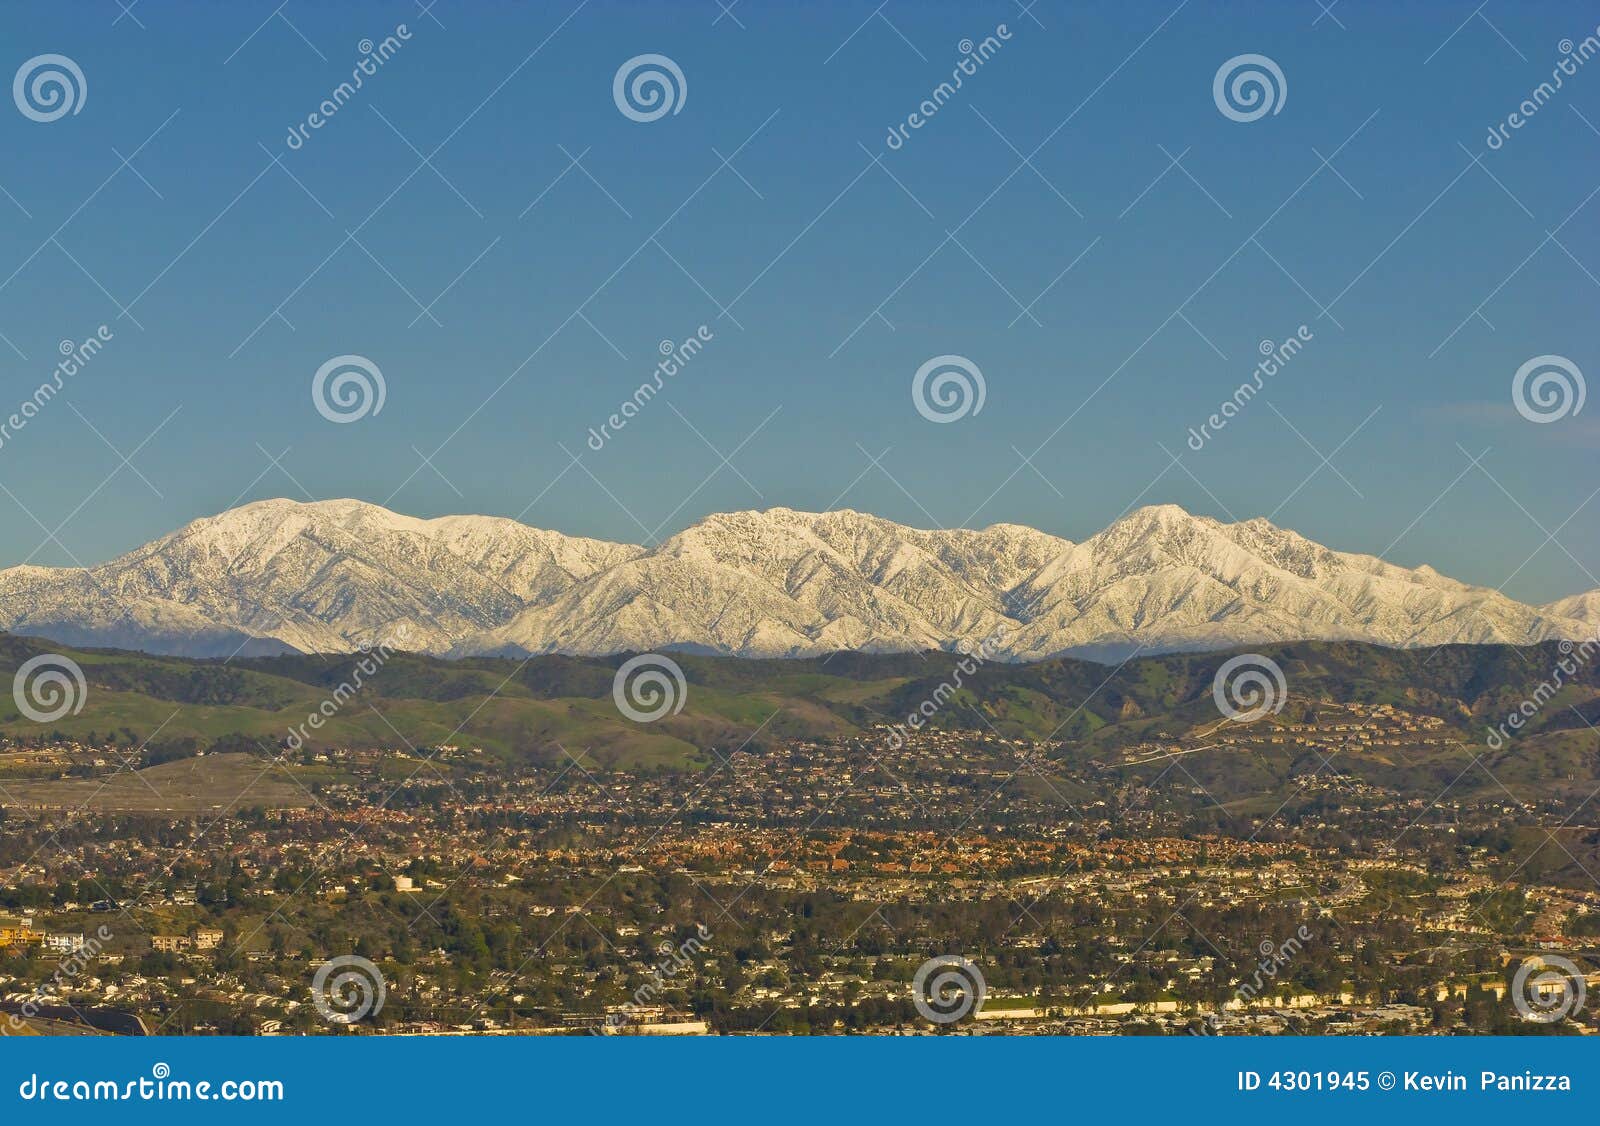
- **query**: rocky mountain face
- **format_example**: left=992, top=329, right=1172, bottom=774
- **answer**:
left=0, top=499, right=1590, bottom=661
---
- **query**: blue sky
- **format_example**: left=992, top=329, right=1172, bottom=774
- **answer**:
left=0, top=0, right=1595, bottom=604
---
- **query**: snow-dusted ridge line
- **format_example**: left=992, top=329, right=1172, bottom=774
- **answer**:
left=0, top=497, right=1592, bottom=661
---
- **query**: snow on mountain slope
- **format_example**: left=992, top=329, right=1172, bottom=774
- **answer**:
left=464, top=508, right=1068, bottom=657
left=1545, top=591, right=1600, bottom=631
left=0, top=498, right=1589, bottom=661
left=1004, top=505, right=1582, bottom=659
left=0, top=498, right=642, bottom=656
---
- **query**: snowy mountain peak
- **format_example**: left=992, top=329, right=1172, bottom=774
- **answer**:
left=0, top=499, right=1589, bottom=661
left=1545, top=590, right=1600, bottom=628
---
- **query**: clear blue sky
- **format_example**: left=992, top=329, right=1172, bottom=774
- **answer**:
left=0, top=0, right=1595, bottom=603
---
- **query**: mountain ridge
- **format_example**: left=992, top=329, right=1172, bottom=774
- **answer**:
left=0, top=498, right=1591, bottom=662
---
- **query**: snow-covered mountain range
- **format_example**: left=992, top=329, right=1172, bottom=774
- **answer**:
left=0, top=498, right=1592, bottom=661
